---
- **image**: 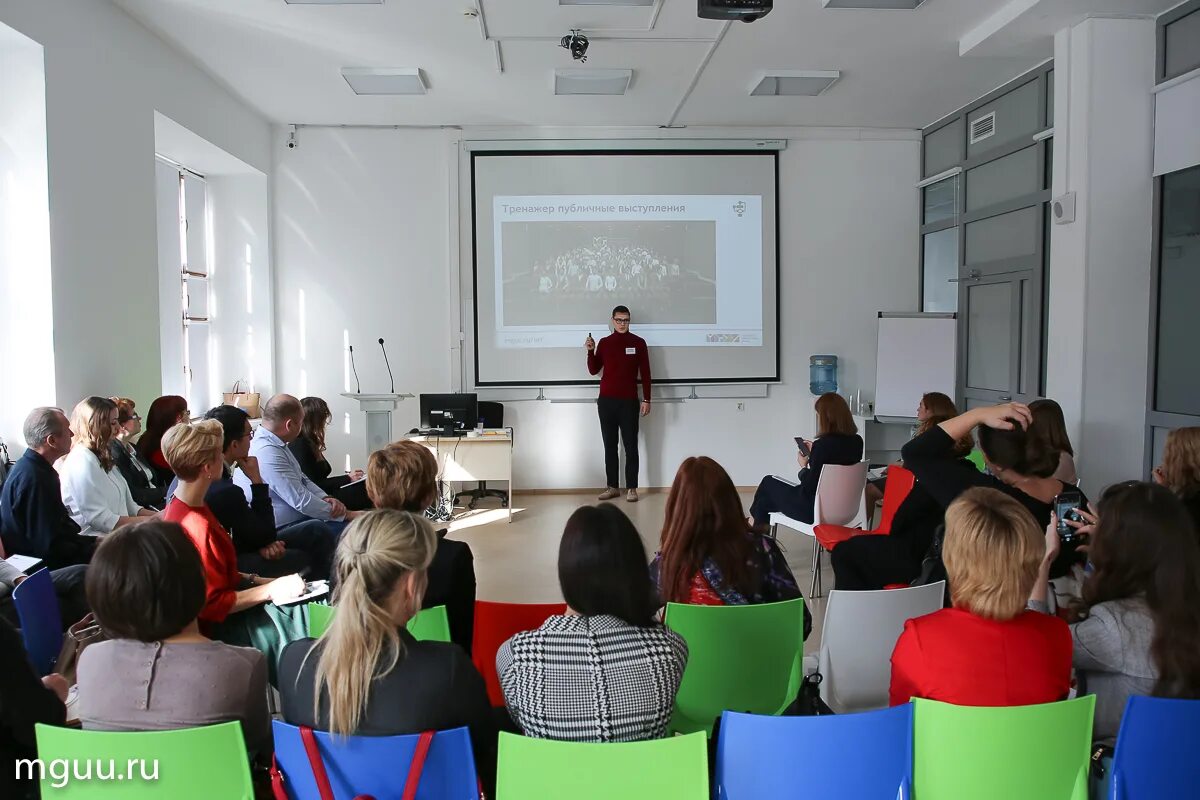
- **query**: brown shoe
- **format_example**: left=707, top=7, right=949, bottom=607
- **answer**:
left=626, top=489, right=639, bottom=503
left=597, top=487, right=620, bottom=501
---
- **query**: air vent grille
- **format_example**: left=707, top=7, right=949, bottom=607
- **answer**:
left=969, top=112, right=996, bottom=145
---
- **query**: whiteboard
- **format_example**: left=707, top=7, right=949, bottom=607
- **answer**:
left=874, top=313, right=957, bottom=420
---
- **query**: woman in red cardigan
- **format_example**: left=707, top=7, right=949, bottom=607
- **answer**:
left=889, top=486, right=1071, bottom=707
left=160, top=419, right=307, bottom=683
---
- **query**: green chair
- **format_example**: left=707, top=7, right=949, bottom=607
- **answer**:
left=966, top=448, right=987, bottom=472
left=306, top=602, right=451, bottom=643
left=495, top=731, right=708, bottom=799
left=34, top=721, right=252, bottom=798
left=664, top=597, right=806, bottom=736
left=912, top=696, right=1095, bottom=800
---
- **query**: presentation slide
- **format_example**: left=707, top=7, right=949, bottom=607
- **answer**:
left=472, top=151, right=778, bottom=386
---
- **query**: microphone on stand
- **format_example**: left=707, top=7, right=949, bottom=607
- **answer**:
left=378, top=338, right=395, bottom=394
left=349, top=345, right=362, bottom=394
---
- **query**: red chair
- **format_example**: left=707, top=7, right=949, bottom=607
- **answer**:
left=813, top=465, right=916, bottom=552
left=471, top=600, right=567, bottom=706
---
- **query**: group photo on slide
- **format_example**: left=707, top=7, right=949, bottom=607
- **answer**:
left=499, top=220, right=717, bottom=326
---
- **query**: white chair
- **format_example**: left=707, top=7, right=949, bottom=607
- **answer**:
left=817, top=582, right=946, bottom=713
left=769, top=461, right=868, bottom=597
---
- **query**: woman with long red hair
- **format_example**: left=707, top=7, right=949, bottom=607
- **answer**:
left=137, top=395, right=189, bottom=485
left=650, top=457, right=809, bottom=638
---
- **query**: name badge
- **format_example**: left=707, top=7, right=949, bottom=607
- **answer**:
left=625, top=347, right=637, bottom=355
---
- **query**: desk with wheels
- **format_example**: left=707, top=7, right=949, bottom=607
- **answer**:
left=404, top=431, right=514, bottom=522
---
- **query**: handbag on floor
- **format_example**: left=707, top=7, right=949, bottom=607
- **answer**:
left=270, top=726, right=434, bottom=800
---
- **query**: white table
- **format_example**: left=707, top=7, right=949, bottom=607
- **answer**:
left=405, top=431, right=514, bottom=522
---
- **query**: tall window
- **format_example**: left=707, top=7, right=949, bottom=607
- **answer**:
left=155, top=158, right=211, bottom=414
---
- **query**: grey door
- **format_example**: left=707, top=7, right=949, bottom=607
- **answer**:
left=958, top=270, right=1041, bottom=408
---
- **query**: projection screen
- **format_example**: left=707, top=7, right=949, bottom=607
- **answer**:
left=471, top=150, right=779, bottom=386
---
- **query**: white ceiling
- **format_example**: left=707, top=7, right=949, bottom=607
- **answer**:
left=109, top=0, right=1174, bottom=130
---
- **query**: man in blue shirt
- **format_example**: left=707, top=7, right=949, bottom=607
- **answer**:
left=233, top=395, right=358, bottom=540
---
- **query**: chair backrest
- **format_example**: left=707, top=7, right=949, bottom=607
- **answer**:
left=471, top=600, right=567, bottom=706
left=813, top=462, right=868, bottom=528
left=817, top=582, right=945, bottom=713
left=875, top=465, right=916, bottom=534
left=1111, top=696, right=1200, bottom=800
left=664, top=598, right=806, bottom=735
left=35, top=720, right=253, bottom=799
left=13, top=567, right=63, bottom=676
left=307, top=603, right=451, bottom=644
left=272, top=721, right=478, bottom=800
left=966, top=448, right=987, bottom=472
left=496, top=731, right=708, bottom=799
left=912, top=696, right=1095, bottom=800
left=478, top=401, right=504, bottom=429
left=714, top=706, right=912, bottom=799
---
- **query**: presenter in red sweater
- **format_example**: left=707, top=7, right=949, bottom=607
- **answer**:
left=586, top=305, right=651, bottom=503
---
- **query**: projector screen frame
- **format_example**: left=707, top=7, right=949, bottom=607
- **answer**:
left=469, top=148, right=781, bottom=388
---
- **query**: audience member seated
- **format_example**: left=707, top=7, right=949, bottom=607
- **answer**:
left=1154, top=426, right=1200, bottom=532
left=108, top=397, right=166, bottom=509
left=1029, top=481, right=1200, bottom=745
left=0, top=550, right=89, bottom=630
left=1, top=407, right=96, bottom=568
left=181, top=405, right=332, bottom=581
left=832, top=414, right=975, bottom=591
left=889, top=487, right=1071, bottom=706
left=160, top=420, right=307, bottom=683
left=233, top=394, right=357, bottom=538
left=137, top=395, right=190, bottom=487
left=0, top=617, right=68, bottom=800
left=77, top=521, right=270, bottom=759
left=901, top=401, right=1085, bottom=578
left=498, top=503, right=687, bottom=742
left=288, top=396, right=371, bottom=510
left=650, top=456, right=810, bottom=638
left=1029, top=398, right=1077, bottom=485
left=749, top=392, right=864, bottom=528
left=865, top=392, right=959, bottom=508
left=59, top=397, right=157, bottom=536
left=279, top=509, right=496, bottom=795
left=366, top=441, right=477, bottom=653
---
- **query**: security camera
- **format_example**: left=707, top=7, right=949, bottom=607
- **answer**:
left=286, top=125, right=298, bottom=150
left=560, top=30, right=588, bottom=62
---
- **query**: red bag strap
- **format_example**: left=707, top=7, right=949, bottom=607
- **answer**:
left=401, top=731, right=435, bottom=800
left=300, top=726, right=337, bottom=800
left=270, top=754, right=289, bottom=800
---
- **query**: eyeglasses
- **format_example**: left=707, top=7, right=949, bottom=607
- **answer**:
left=242, top=428, right=254, bottom=440
left=612, top=317, right=631, bottom=324
left=130, top=413, right=142, bottom=422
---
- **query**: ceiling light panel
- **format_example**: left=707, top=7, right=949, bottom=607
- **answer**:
left=284, top=1, right=383, bottom=5
left=554, top=68, right=633, bottom=95
left=750, top=71, right=840, bottom=97
left=341, top=68, right=427, bottom=95
left=559, top=1, right=654, bottom=5
left=821, top=0, right=927, bottom=9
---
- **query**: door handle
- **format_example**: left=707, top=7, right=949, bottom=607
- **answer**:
left=999, top=395, right=1012, bottom=401
left=947, top=270, right=982, bottom=284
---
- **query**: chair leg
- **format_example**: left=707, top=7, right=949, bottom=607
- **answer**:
left=809, top=539, right=822, bottom=598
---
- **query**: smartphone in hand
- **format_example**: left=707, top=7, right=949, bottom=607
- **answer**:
left=793, top=437, right=811, bottom=458
left=1054, top=490, right=1085, bottom=542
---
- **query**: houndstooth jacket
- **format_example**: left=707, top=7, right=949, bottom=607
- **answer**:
left=496, top=614, right=688, bottom=743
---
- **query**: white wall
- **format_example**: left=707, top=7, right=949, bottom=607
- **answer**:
left=0, top=0, right=272, bottom=414
left=1046, top=18, right=1156, bottom=494
left=0, top=21, right=54, bottom=455
left=273, top=126, right=919, bottom=488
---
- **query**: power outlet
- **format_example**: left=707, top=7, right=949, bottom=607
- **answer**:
left=736, top=402, right=745, bottom=412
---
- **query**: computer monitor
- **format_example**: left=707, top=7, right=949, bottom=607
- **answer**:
left=419, top=393, right=478, bottom=433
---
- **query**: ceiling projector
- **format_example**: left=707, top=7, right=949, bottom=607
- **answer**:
left=698, top=0, right=773, bottom=23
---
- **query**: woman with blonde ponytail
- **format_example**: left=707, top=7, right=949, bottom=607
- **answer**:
left=278, top=509, right=496, bottom=791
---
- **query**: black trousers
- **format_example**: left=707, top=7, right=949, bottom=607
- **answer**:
left=597, top=397, right=640, bottom=490
left=750, top=475, right=813, bottom=526
left=829, top=534, right=921, bottom=591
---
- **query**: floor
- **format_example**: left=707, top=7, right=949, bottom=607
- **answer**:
left=445, top=490, right=831, bottom=651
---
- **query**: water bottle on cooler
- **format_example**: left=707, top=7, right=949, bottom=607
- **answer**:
left=809, top=355, right=838, bottom=395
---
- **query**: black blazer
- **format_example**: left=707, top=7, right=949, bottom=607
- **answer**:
left=109, top=441, right=166, bottom=509
left=279, top=631, right=496, bottom=795
left=797, top=433, right=865, bottom=518
left=287, top=437, right=349, bottom=494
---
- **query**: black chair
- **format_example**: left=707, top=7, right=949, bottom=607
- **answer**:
left=454, top=401, right=508, bottom=510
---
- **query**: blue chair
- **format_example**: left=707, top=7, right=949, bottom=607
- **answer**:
left=714, top=706, right=912, bottom=799
left=13, top=568, right=63, bottom=675
left=1110, top=696, right=1200, bottom=799
left=271, top=721, right=479, bottom=800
